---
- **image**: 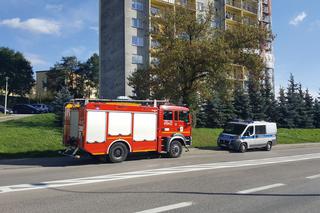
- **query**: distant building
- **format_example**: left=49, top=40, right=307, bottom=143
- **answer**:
left=35, top=70, right=50, bottom=101
left=35, top=70, right=98, bottom=101
left=99, top=0, right=274, bottom=98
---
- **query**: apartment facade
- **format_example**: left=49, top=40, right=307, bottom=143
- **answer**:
left=99, top=0, right=274, bottom=98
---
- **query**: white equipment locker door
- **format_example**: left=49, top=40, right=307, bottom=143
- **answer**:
left=108, top=112, right=132, bottom=136
left=86, top=111, right=106, bottom=143
left=133, top=113, right=157, bottom=141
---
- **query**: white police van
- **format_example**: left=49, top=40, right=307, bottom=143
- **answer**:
left=217, top=120, right=277, bottom=152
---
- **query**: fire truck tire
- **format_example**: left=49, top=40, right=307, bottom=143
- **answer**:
left=167, top=140, right=183, bottom=158
left=108, top=143, right=128, bottom=163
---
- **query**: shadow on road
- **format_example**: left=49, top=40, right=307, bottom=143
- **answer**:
left=49, top=188, right=320, bottom=197
left=0, top=152, right=163, bottom=168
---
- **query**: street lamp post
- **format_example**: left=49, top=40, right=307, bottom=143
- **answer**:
left=4, top=77, right=9, bottom=115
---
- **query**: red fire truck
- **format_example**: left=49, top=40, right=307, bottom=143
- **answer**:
left=62, top=99, right=192, bottom=163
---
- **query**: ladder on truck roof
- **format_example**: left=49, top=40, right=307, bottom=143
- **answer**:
left=70, top=98, right=169, bottom=107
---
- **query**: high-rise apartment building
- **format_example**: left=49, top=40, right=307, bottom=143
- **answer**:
left=99, top=0, right=274, bottom=98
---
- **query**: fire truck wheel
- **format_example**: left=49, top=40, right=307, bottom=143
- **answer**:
left=108, top=143, right=128, bottom=163
left=168, top=140, right=183, bottom=158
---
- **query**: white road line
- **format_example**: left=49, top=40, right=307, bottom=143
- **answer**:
left=1, top=153, right=320, bottom=194
left=306, top=174, right=320, bottom=179
left=135, top=202, right=193, bottom=213
left=237, top=183, right=285, bottom=194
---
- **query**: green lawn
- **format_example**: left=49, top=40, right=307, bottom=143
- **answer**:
left=0, top=114, right=320, bottom=159
left=192, top=128, right=320, bottom=148
left=0, top=114, right=63, bottom=159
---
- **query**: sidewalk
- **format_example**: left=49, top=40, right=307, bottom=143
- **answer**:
left=0, top=114, right=33, bottom=123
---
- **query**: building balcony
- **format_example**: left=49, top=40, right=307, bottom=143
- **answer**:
left=243, top=17, right=257, bottom=26
left=226, top=0, right=241, bottom=9
left=261, top=15, right=271, bottom=23
left=242, top=3, right=258, bottom=14
left=152, top=0, right=175, bottom=5
left=226, top=13, right=242, bottom=23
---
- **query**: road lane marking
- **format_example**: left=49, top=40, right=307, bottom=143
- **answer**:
left=237, top=183, right=285, bottom=194
left=135, top=202, right=193, bottom=213
left=1, top=153, right=320, bottom=194
left=306, top=174, right=320, bottom=179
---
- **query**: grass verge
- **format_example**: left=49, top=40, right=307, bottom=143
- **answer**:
left=0, top=114, right=319, bottom=159
left=0, top=114, right=63, bottom=159
left=192, top=128, right=320, bottom=148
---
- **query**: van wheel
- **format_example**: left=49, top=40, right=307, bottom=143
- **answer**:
left=238, top=143, right=247, bottom=153
left=168, top=140, right=182, bottom=158
left=108, top=143, right=128, bottom=163
left=265, top=142, right=272, bottom=151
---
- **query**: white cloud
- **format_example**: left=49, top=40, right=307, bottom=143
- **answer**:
left=0, top=18, right=60, bottom=35
left=89, top=26, right=98, bottom=32
left=25, top=53, right=48, bottom=66
left=45, top=4, right=63, bottom=12
left=62, top=46, right=87, bottom=57
left=289, top=12, right=307, bottom=26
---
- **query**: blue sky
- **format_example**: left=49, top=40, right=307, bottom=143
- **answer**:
left=0, top=0, right=319, bottom=97
left=273, top=0, right=320, bottom=97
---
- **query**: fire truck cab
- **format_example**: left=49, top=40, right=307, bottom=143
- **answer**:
left=63, top=99, right=192, bottom=163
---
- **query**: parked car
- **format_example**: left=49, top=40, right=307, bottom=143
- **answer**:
left=32, top=104, right=49, bottom=113
left=12, top=104, right=41, bottom=114
left=217, top=120, right=277, bottom=153
left=0, top=105, right=13, bottom=114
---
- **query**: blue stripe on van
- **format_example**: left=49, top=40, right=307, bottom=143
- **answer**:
left=241, top=134, right=275, bottom=140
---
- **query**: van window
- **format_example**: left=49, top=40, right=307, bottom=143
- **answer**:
left=255, top=125, right=266, bottom=134
left=246, top=126, right=254, bottom=136
left=223, top=123, right=247, bottom=135
left=163, top=111, right=173, bottom=121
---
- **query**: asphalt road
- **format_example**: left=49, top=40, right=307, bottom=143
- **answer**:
left=1, top=144, right=320, bottom=213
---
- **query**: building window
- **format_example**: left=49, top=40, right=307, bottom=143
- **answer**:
left=132, top=18, right=143, bottom=29
left=151, top=7, right=160, bottom=16
left=132, top=55, right=143, bottom=64
left=197, top=2, right=204, bottom=11
left=132, top=0, right=144, bottom=11
left=132, top=36, right=144, bottom=46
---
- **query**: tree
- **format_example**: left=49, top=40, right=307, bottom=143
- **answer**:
left=0, top=47, right=34, bottom=96
left=233, top=85, right=252, bottom=120
left=261, top=74, right=278, bottom=122
left=248, top=73, right=266, bottom=120
left=128, top=4, right=270, bottom=110
left=47, top=56, right=81, bottom=96
left=79, top=53, right=99, bottom=97
left=51, top=86, right=73, bottom=125
left=285, top=74, right=300, bottom=128
left=276, top=87, right=291, bottom=128
left=303, top=89, right=314, bottom=128
left=314, top=98, right=320, bottom=128
left=203, top=95, right=235, bottom=128
left=128, top=69, right=151, bottom=100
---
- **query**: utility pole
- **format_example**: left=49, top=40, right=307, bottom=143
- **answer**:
left=4, top=77, right=9, bottom=115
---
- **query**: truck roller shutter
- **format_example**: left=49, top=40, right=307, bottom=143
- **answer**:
left=86, top=111, right=107, bottom=143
